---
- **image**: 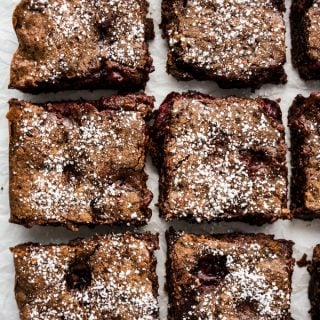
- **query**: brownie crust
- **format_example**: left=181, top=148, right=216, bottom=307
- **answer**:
left=161, top=0, right=287, bottom=89
left=151, top=91, right=290, bottom=225
left=8, top=94, right=154, bottom=231
left=290, top=0, right=320, bottom=80
left=289, top=92, right=320, bottom=219
left=166, top=229, right=294, bottom=319
left=11, top=232, right=159, bottom=320
left=309, top=244, right=320, bottom=320
left=9, top=0, right=154, bottom=93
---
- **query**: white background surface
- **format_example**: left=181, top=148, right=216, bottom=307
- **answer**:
left=0, top=0, right=320, bottom=319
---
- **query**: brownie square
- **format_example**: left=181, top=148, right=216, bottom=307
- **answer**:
left=9, top=0, right=154, bottom=93
left=166, top=229, right=294, bottom=319
left=288, top=93, right=320, bottom=219
left=11, top=232, right=159, bottom=319
left=151, top=92, right=290, bottom=225
left=291, top=0, right=320, bottom=80
left=7, top=94, right=154, bottom=231
left=309, top=244, right=320, bottom=319
left=161, top=0, right=287, bottom=89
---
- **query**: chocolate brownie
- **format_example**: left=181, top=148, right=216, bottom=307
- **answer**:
left=309, top=244, right=320, bottom=319
left=288, top=93, right=320, bottom=219
left=11, top=232, right=159, bottom=319
left=7, top=94, right=154, bottom=231
left=151, top=92, right=290, bottom=225
left=166, top=229, right=294, bottom=319
left=161, top=0, right=287, bottom=89
left=291, top=0, right=320, bottom=80
left=9, top=0, right=154, bottom=93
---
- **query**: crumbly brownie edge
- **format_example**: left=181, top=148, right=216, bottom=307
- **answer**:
left=290, top=0, right=320, bottom=80
left=8, top=173, right=153, bottom=230
left=308, top=245, right=320, bottom=320
left=8, top=95, right=155, bottom=230
left=9, top=0, right=155, bottom=93
left=288, top=93, right=320, bottom=219
left=165, top=228, right=294, bottom=320
left=288, top=94, right=310, bottom=218
left=8, top=93, right=155, bottom=119
left=151, top=91, right=290, bottom=225
left=161, top=0, right=287, bottom=89
left=11, top=232, right=160, bottom=319
left=9, top=62, right=154, bottom=94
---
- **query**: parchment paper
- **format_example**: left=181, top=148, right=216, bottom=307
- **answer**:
left=1, top=0, right=320, bottom=318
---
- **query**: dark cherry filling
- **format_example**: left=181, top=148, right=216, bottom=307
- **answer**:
left=260, top=99, right=282, bottom=120
left=270, top=0, right=285, bottom=11
left=240, top=149, right=268, bottom=173
left=193, top=254, right=229, bottom=286
left=66, top=260, right=92, bottom=290
left=63, top=163, right=80, bottom=181
left=237, top=300, right=258, bottom=315
left=96, top=17, right=115, bottom=43
left=90, top=197, right=104, bottom=217
left=29, top=2, right=47, bottom=12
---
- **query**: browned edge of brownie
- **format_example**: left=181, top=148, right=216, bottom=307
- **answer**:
left=8, top=93, right=155, bottom=231
left=288, top=92, right=320, bottom=219
left=8, top=93, right=155, bottom=120
left=160, top=0, right=287, bottom=89
left=9, top=0, right=155, bottom=93
left=166, top=228, right=294, bottom=319
left=308, top=244, right=320, bottom=320
left=150, top=91, right=290, bottom=225
left=11, top=232, right=160, bottom=319
left=290, top=0, right=320, bottom=80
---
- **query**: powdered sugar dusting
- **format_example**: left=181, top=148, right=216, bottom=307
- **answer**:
left=290, top=93, right=320, bottom=212
left=307, top=0, right=320, bottom=60
left=168, top=0, right=285, bottom=80
left=172, top=232, right=292, bottom=319
left=17, top=0, right=148, bottom=83
left=9, top=101, right=150, bottom=227
left=12, top=234, right=159, bottom=319
left=164, top=96, right=287, bottom=221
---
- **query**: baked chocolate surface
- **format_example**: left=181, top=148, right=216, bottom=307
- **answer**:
left=151, top=92, right=290, bottom=224
left=166, top=229, right=294, bottom=319
left=289, top=92, right=320, bottom=219
left=161, top=0, right=287, bottom=89
left=8, top=94, right=154, bottom=231
left=290, top=0, right=320, bottom=80
left=309, top=244, right=320, bottom=320
left=11, top=232, right=159, bottom=320
left=9, top=0, right=154, bottom=93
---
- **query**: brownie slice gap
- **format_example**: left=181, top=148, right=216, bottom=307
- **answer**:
left=161, top=0, right=287, bottom=89
left=309, top=244, right=320, bottom=319
left=166, top=229, right=294, bottom=319
left=9, top=0, right=154, bottom=93
left=151, top=91, right=290, bottom=225
left=11, top=232, right=159, bottom=320
left=7, top=94, right=154, bottom=231
left=288, top=92, right=320, bottom=219
left=290, top=0, right=320, bottom=80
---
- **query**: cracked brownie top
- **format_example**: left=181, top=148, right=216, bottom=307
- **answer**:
left=10, top=0, right=154, bottom=92
left=161, top=0, right=286, bottom=88
left=151, top=92, right=290, bottom=224
left=11, top=233, right=159, bottom=320
left=166, top=230, right=294, bottom=319
left=8, top=94, right=154, bottom=231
